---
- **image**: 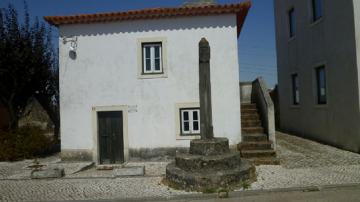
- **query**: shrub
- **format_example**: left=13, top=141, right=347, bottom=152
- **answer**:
left=0, top=126, right=58, bottom=161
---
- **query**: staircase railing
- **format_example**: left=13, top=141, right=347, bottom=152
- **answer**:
left=251, top=77, right=276, bottom=149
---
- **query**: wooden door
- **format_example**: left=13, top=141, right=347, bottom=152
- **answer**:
left=98, top=111, right=124, bottom=164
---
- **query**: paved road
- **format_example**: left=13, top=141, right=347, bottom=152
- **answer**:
left=111, top=184, right=360, bottom=202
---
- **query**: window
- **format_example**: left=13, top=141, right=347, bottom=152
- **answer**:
left=316, top=66, right=327, bottom=104
left=291, top=74, right=300, bottom=105
left=312, top=0, right=322, bottom=22
left=180, top=108, right=200, bottom=135
left=288, top=8, right=296, bottom=38
left=142, top=43, right=162, bottom=74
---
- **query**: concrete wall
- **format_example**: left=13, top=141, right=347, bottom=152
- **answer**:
left=274, top=0, right=360, bottom=153
left=59, top=14, right=242, bottom=161
left=240, top=82, right=252, bottom=103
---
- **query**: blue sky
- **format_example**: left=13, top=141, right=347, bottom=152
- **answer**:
left=0, top=0, right=277, bottom=87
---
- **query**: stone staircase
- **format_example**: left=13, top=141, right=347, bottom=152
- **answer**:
left=239, top=103, right=280, bottom=165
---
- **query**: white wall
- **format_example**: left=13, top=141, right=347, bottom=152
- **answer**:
left=59, top=14, right=241, bottom=153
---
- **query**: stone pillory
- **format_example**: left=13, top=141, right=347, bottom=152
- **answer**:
left=165, top=38, right=255, bottom=192
left=199, top=38, right=214, bottom=140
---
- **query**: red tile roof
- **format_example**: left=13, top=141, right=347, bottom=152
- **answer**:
left=44, top=1, right=251, bottom=36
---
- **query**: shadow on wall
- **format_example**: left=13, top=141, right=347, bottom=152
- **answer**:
left=60, top=15, right=235, bottom=38
left=269, top=85, right=280, bottom=130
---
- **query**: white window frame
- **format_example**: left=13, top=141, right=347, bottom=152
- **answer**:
left=137, top=37, right=167, bottom=79
left=180, top=108, right=200, bottom=136
left=142, top=43, right=162, bottom=74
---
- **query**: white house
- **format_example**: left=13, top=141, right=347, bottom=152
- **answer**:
left=45, top=1, right=251, bottom=164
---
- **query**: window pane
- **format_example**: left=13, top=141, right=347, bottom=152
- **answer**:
left=146, top=59, right=151, bottom=71
left=316, top=67, right=327, bottom=104
left=154, top=46, right=160, bottom=58
left=289, top=8, right=295, bottom=37
left=155, top=58, right=161, bottom=71
left=145, top=46, right=151, bottom=58
left=183, top=111, right=189, bottom=121
left=193, top=111, right=198, bottom=120
left=184, top=122, right=190, bottom=132
left=292, top=74, right=299, bottom=105
left=193, top=121, right=199, bottom=131
left=312, top=0, right=322, bottom=21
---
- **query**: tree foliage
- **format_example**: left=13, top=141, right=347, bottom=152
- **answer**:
left=0, top=3, right=59, bottom=137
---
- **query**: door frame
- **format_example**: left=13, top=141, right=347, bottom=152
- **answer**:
left=92, top=105, right=129, bottom=165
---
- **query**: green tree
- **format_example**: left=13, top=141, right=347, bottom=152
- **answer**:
left=0, top=3, right=59, bottom=137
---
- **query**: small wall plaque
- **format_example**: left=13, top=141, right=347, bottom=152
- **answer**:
left=128, top=105, right=138, bottom=113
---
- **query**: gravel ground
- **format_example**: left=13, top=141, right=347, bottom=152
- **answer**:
left=1, top=131, right=360, bottom=201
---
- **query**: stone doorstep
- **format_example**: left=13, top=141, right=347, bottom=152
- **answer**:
left=113, top=166, right=145, bottom=177
left=30, top=168, right=65, bottom=179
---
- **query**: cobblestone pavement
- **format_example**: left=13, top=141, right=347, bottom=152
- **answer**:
left=250, top=132, right=360, bottom=190
left=1, top=131, right=360, bottom=201
left=0, top=177, right=190, bottom=202
left=276, top=132, right=360, bottom=169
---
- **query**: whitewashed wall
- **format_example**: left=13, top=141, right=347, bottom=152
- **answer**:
left=59, top=14, right=241, bottom=156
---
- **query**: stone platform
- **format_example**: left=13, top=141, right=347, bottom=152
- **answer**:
left=165, top=138, right=256, bottom=192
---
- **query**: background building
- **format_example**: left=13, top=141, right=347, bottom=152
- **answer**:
left=274, top=0, right=360, bottom=153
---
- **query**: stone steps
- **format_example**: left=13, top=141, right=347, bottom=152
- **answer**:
left=241, top=103, right=257, bottom=110
left=240, top=103, right=279, bottom=165
left=241, top=114, right=260, bottom=121
left=242, top=127, right=264, bottom=134
left=242, top=134, right=268, bottom=142
left=241, top=108, right=258, bottom=114
left=241, top=120, right=261, bottom=127
left=240, top=149, right=276, bottom=158
left=247, top=157, right=280, bottom=166
left=238, top=141, right=272, bottom=150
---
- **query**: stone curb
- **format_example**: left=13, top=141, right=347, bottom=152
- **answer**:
left=69, top=183, right=360, bottom=202
left=0, top=175, right=164, bottom=181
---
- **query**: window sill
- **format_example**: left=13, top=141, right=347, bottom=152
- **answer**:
left=310, top=18, right=323, bottom=27
left=288, top=36, right=296, bottom=43
left=138, top=73, right=167, bottom=79
left=176, top=134, right=201, bottom=140
left=313, top=104, right=328, bottom=109
left=290, top=104, right=300, bottom=109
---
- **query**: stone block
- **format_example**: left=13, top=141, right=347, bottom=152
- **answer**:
left=165, top=159, right=256, bottom=192
left=31, top=168, right=65, bottom=179
left=113, top=166, right=145, bottom=177
left=175, top=151, right=241, bottom=171
left=189, top=138, right=229, bottom=156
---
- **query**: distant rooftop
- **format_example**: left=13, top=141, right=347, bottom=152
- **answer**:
left=182, top=0, right=217, bottom=7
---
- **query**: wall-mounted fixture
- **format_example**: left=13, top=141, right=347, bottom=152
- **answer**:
left=62, top=36, right=78, bottom=60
